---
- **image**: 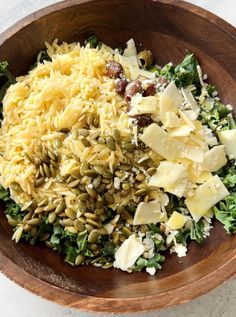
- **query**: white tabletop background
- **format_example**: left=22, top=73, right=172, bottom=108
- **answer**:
left=0, top=1, right=235, bottom=316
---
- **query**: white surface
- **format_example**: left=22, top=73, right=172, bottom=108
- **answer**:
left=0, top=1, right=235, bottom=316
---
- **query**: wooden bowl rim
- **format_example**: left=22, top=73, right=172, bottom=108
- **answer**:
left=0, top=0, right=236, bottom=313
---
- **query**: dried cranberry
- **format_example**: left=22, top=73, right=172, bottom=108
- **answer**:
left=106, top=61, right=124, bottom=79
left=124, top=80, right=143, bottom=102
left=143, top=83, right=156, bottom=96
left=131, top=114, right=153, bottom=127
left=115, top=78, right=129, bottom=94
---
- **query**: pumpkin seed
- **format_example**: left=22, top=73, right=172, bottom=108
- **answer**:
left=147, top=167, right=157, bottom=175
left=120, top=189, right=131, bottom=197
left=106, top=136, right=116, bottom=151
left=119, top=164, right=131, bottom=171
left=121, top=210, right=131, bottom=220
left=122, top=143, right=136, bottom=151
left=66, top=175, right=74, bottom=184
left=112, top=231, right=119, bottom=244
left=47, top=150, right=57, bottom=161
left=86, top=219, right=100, bottom=228
left=21, top=200, right=36, bottom=211
left=65, top=226, right=78, bottom=234
left=80, top=162, right=89, bottom=176
left=50, top=160, right=58, bottom=168
left=85, top=223, right=94, bottom=233
left=7, top=217, right=17, bottom=227
left=136, top=173, right=146, bottom=181
left=97, top=136, right=105, bottom=144
left=50, top=164, right=56, bottom=177
left=122, top=227, right=132, bottom=237
left=38, top=197, right=48, bottom=207
left=34, top=156, right=41, bottom=165
left=119, top=234, right=126, bottom=243
left=12, top=226, right=23, bottom=243
left=65, top=208, right=76, bottom=219
left=86, top=186, right=97, bottom=199
left=48, top=212, right=56, bottom=224
left=135, top=188, right=149, bottom=196
left=88, top=243, right=98, bottom=251
left=63, top=219, right=74, bottom=226
left=41, top=155, right=50, bottom=164
left=81, top=137, right=90, bottom=147
left=39, top=165, right=44, bottom=177
left=27, top=218, right=42, bottom=226
left=78, top=129, right=89, bottom=137
left=83, top=169, right=97, bottom=177
left=68, top=179, right=81, bottom=188
left=44, top=203, right=56, bottom=212
left=97, top=227, right=108, bottom=235
left=71, top=188, right=81, bottom=195
left=116, top=205, right=125, bottom=214
left=78, top=200, right=87, bottom=213
left=102, top=262, right=113, bottom=269
left=55, top=201, right=66, bottom=214
left=75, top=254, right=85, bottom=266
left=122, top=183, right=131, bottom=191
left=23, top=224, right=32, bottom=232
left=34, top=206, right=44, bottom=214
left=34, top=178, right=44, bottom=187
left=115, top=170, right=124, bottom=178
left=78, top=193, right=89, bottom=200
left=113, top=129, right=121, bottom=143
left=40, top=233, right=50, bottom=241
left=31, top=227, right=38, bottom=238
left=43, top=163, right=50, bottom=178
left=93, top=165, right=106, bottom=175
left=92, top=175, right=101, bottom=188
left=104, top=192, right=114, bottom=204
left=74, top=219, right=85, bottom=231
left=24, top=152, right=32, bottom=162
left=88, top=229, right=100, bottom=243
left=84, top=212, right=97, bottom=220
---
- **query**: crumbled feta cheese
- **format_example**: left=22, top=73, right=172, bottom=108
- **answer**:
left=87, top=183, right=93, bottom=189
left=203, top=125, right=218, bottom=146
left=226, top=104, right=233, bottom=111
left=113, top=177, right=121, bottom=190
left=171, top=244, right=187, bottom=257
left=143, top=236, right=155, bottom=258
left=202, top=219, right=213, bottom=238
left=212, top=91, right=218, bottom=97
left=146, top=267, right=156, bottom=275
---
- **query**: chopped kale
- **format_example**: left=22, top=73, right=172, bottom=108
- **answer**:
left=160, top=54, right=200, bottom=92
left=84, top=35, right=102, bottom=49
left=214, top=193, right=236, bottom=234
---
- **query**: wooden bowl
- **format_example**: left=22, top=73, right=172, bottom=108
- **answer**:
left=0, top=0, right=235, bottom=313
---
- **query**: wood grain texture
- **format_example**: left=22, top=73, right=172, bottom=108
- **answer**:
left=0, top=0, right=235, bottom=313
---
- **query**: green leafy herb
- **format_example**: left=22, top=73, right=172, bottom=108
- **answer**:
left=84, top=35, right=102, bottom=49
left=160, top=54, right=200, bottom=91
left=214, top=193, right=236, bottom=234
left=190, top=219, right=205, bottom=244
left=102, top=241, right=115, bottom=257
left=134, top=254, right=165, bottom=271
left=77, top=230, right=88, bottom=253
left=0, top=61, right=16, bottom=104
left=65, top=246, right=78, bottom=265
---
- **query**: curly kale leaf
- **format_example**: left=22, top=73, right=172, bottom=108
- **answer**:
left=214, top=193, right=236, bottom=234
left=160, top=54, right=200, bottom=91
left=0, top=61, right=16, bottom=104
